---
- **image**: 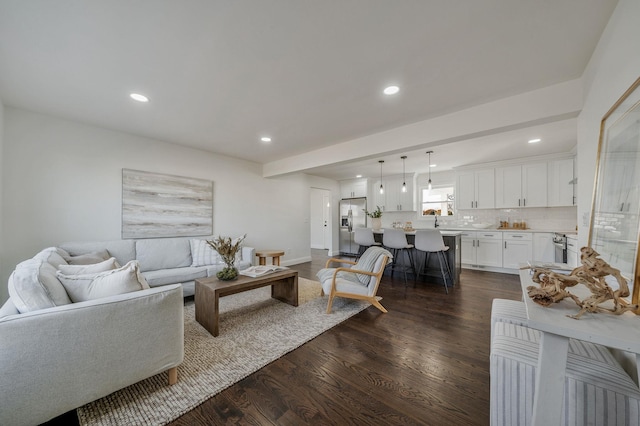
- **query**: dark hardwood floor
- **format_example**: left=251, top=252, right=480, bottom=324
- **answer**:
left=45, top=250, right=521, bottom=426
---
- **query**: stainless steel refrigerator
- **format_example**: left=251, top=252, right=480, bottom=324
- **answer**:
left=339, top=197, right=367, bottom=256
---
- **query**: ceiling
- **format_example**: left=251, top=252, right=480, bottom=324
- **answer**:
left=0, top=1, right=617, bottom=180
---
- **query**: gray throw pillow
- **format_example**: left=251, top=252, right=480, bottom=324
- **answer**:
left=57, top=257, right=120, bottom=275
left=64, top=250, right=111, bottom=265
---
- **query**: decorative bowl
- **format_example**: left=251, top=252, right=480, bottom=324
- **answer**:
left=471, top=223, right=492, bottom=229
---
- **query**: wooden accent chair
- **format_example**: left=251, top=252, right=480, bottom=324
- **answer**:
left=316, top=246, right=392, bottom=314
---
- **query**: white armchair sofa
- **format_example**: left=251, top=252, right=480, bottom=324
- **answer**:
left=0, top=281, right=184, bottom=426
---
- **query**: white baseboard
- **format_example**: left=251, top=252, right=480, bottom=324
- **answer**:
left=281, top=256, right=312, bottom=267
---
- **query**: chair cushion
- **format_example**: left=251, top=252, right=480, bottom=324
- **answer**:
left=490, top=298, right=527, bottom=342
left=142, top=267, right=208, bottom=287
left=135, top=239, right=192, bottom=272
left=316, top=267, right=363, bottom=286
left=320, top=276, right=370, bottom=297
left=352, top=246, right=392, bottom=284
left=57, top=260, right=150, bottom=302
left=8, top=259, right=72, bottom=313
left=490, top=322, right=640, bottom=426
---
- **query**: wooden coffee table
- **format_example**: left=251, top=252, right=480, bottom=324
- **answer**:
left=195, top=269, right=298, bottom=336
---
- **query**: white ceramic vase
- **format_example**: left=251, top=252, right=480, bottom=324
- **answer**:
left=371, top=217, right=382, bottom=231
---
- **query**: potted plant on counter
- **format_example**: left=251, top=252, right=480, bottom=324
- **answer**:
left=363, top=206, right=383, bottom=231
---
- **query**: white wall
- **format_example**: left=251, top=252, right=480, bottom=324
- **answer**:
left=577, top=0, right=640, bottom=247
left=0, top=108, right=314, bottom=302
left=0, top=99, right=4, bottom=301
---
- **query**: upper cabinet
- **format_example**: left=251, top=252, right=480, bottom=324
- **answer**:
left=340, top=178, right=367, bottom=199
left=372, top=175, right=415, bottom=212
left=547, top=158, right=575, bottom=207
left=456, top=169, right=494, bottom=209
left=495, top=162, right=547, bottom=208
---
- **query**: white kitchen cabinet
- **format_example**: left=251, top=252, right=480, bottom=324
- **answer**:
left=460, top=231, right=502, bottom=267
left=533, top=232, right=555, bottom=263
left=502, top=232, right=533, bottom=269
left=495, top=163, right=547, bottom=208
left=566, top=236, right=579, bottom=268
left=372, top=176, right=414, bottom=211
left=547, top=158, right=575, bottom=207
left=340, top=178, right=367, bottom=199
left=456, top=169, right=495, bottom=209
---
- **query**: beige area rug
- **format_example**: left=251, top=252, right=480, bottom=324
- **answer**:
left=77, top=277, right=372, bottom=426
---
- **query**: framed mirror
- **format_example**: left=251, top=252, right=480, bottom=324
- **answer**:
left=588, top=76, right=640, bottom=304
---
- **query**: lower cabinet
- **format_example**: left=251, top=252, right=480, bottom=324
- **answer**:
left=533, top=232, right=555, bottom=263
left=460, top=231, right=503, bottom=267
left=502, top=232, right=533, bottom=269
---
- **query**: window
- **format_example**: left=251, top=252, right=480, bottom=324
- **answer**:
left=421, top=186, right=454, bottom=216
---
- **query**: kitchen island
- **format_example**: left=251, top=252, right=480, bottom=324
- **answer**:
left=373, top=230, right=461, bottom=288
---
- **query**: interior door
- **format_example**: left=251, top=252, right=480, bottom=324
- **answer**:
left=310, top=188, right=331, bottom=249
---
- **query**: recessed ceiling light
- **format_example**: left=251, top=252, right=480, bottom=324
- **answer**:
left=430, top=164, right=437, bottom=168
left=528, top=138, right=541, bottom=144
left=356, top=175, right=363, bottom=178
left=130, top=93, right=149, bottom=102
left=383, top=85, right=400, bottom=95
left=261, top=137, right=272, bottom=143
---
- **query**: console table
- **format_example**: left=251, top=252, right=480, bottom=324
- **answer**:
left=518, top=268, right=640, bottom=425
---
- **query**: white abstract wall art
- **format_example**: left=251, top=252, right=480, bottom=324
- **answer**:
left=122, top=169, right=213, bottom=239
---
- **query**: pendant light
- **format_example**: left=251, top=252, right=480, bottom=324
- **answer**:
left=426, top=150, right=433, bottom=190
left=378, top=160, right=384, bottom=194
left=401, top=156, right=407, bottom=192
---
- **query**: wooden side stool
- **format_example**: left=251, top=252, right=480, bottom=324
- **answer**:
left=255, top=250, right=285, bottom=266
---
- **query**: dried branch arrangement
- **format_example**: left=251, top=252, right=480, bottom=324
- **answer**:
left=207, top=234, right=247, bottom=268
left=525, top=247, right=638, bottom=319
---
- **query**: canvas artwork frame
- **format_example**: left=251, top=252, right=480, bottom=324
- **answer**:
left=122, top=169, right=213, bottom=239
left=588, top=76, right=640, bottom=305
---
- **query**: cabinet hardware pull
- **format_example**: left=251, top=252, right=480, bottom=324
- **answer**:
left=620, top=203, right=625, bottom=212
left=512, top=235, right=523, bottom=238
left=523, top=198, right=526, bottom=206
left=471, top=201, right=473, bottom=208
left=504, top=241, right=507, bottom=249
left=518, top=199, right=521, bottom=206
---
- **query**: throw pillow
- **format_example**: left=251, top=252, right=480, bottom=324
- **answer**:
left=57, top=257, right=120, bottom=275
left=33, top=247, right=69, bottom=268
left=63, top=250, right=111, bottom=265
left=190, top=239, right=222, bottom=267
left=57, top=260, right=150, bottom=303
left=8, top=259, right=72, bottom=313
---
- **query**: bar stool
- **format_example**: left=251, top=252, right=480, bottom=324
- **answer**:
left=353, top=228, right=381, bottom=259
left=414, top=229, right=452, bottom=294
left=382, top=228, right=415, bottom=286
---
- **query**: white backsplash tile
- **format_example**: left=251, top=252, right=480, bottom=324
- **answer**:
left=380, top=206, right=577, bottom=231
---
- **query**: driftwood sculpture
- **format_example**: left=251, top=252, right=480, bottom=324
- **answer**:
left=525, top=247, right=638, bottom=319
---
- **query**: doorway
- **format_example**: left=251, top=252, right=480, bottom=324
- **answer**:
left=310, top=188, right=331, bottom=249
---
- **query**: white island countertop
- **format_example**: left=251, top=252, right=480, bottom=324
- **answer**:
left=372, top=229, right=462, bottom=236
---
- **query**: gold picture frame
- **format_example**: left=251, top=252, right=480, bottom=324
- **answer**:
left=588, top=76, right=640, bottom=304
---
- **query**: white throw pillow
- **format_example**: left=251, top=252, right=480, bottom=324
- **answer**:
left=190, top=239, right=222, bottom=266
left=63, top=250, right=111, bottom=265
left=33, top=247, right=69, bottom=268
left=57, top=260, right=150, bottom=303
left=57, top=257, right=120, bottom=275
left=8, top=259, right=72, bottom=313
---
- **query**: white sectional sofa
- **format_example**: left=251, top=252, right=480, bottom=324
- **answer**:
left=0, top=237, right=253, bottom=425
left=59, top=237, right=255, bottom=297
left=490, top=299, right=640, bottom=426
